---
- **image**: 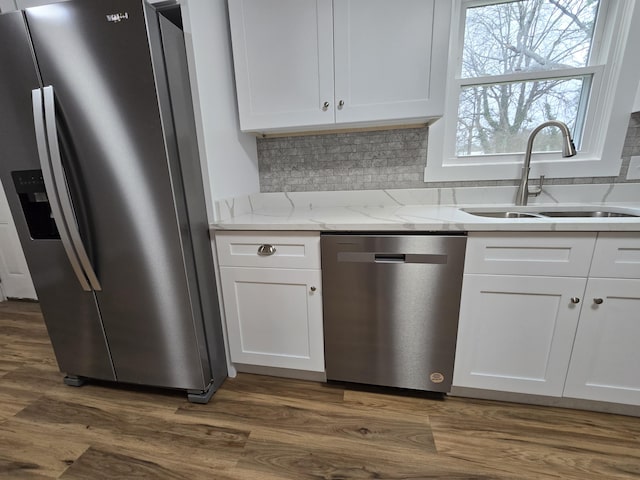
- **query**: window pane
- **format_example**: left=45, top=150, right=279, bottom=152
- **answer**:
left=462, top=0, right=599, bottom=78
left=456, top=77, right=587, bottom=156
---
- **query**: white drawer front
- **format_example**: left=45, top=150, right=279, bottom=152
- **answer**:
left=589, top=233, right=640, bottom=279
left=464, top=232, right=597, bottom=277
left=216, top=231, right=320, bottom=269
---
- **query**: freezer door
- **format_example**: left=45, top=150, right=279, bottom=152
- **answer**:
left=0, top=11, right=115, bottom=381
left=25, top=0, right=209, bottom=390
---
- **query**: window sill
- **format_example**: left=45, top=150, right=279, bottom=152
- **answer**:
left=425, top=155, right=623, bottom=183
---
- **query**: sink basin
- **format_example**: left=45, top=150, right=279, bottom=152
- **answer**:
left=465, top=211, right=543, bottom=219
left=461, top=207, right=640, bottom=219
left=538, top=211, right=638, bottom=218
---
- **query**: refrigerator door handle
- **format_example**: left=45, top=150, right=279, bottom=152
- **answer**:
left=42, top=85, right=102, bottom=291
left=32, top=87, right=92, bottom=292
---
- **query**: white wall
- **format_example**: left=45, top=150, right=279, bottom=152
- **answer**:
left=0, top=0, right=17, bottom=12
left=181, top=0, right=260, bottom=221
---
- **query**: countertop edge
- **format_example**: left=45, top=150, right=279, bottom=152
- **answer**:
left=210, top=204, right=640, bottom=233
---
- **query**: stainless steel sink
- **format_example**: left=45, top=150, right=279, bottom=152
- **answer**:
left=538, top=211, right=638, bottom=218
left=462, top=207, right=640, bottom=219
left=466, top=211, right=544, bottom=219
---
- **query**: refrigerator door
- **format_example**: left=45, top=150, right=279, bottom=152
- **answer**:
left=25, top=0, right=209, bottom=390
left=0, top=11, right=115, bottom=381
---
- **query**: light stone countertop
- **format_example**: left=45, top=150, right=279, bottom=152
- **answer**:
left=210, top=185, right=640, bottom=233
left=212, top=203, right=640, bottom=232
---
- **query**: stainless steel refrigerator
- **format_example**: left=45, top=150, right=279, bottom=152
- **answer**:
left=0, top=0, right=227, bottom=403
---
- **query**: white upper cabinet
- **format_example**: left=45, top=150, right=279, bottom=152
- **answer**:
left=332, top=0, right=445, bottom=124
left=227, top=0, right=335, bottom=132
left=228, top=0, right=450, bottom=133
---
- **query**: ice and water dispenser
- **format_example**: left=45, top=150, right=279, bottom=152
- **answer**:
left=12, top=169, right=59, bottom=239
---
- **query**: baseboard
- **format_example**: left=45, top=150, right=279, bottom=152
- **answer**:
left=450, top=386, right=640, bottom=418
left=233, top=363, right=327, bottom=382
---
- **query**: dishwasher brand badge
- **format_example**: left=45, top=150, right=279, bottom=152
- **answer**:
left=106, top=12, right=129, bottom=23
left=430, top=372, right=445, bottom=384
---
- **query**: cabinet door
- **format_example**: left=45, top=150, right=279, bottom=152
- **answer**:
left=220, top=267, right=324, bottom=372
left=454, top=274, right=586, bottom=396
left=228, top=0, right=335, bottom=132
left=564, top=278, right=640, bottom=405
left=333, top=0, right=449, bottom=124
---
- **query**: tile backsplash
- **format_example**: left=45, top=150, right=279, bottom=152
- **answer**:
left=257, top=112, right=640, bottom=192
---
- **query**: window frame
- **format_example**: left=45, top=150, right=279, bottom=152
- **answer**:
left=425, top=0, right=640, bottom=182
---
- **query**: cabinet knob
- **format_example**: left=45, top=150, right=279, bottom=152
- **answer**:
left=310, top=286, right=317, bottom=292
left=322, top=101, right=330, bottom=111
left=257, top=244, right=276, bottom=256
left=338, top=100, right=344, bottom=109
left=570, top=297, right=580, bottom=304
left=593, top=298, right=604, bottom=305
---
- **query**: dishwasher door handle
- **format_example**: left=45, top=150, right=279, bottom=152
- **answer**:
left=338, top=252, right=448, bottom=264
left=375, top=254, right=405, bottom=263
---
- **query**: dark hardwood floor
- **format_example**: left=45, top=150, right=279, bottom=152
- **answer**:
left=1, top=300, right=639, bottom=479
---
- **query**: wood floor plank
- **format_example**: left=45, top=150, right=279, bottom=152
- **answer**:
left=429, top=413, right=640, bottom=480
left=346, top=389, right=640, bottom=442
left=13, top=396, right=249, bottom=469
left=232, top=436, right=515, bottom=480
left=220, top=373, right=345, bottom=403
left=59, top=447, right=187, bottom=480
left=426, top=399, right=640, bottom=448
left=45, top=380, right=189, bottom=415
left=0, top=341, right=57, bottom=368
left=58, top=445, right=228, bottom=480
left=0, top=365, right=63, bottom=421
left=0, top=418, right=89, bottom=478
left=185, top=381, right=432, bottom=425
left=178, top=392, right=436, bottom=453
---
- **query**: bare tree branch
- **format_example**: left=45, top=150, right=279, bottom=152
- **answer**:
left=548, top=0, right=590, bottom=34
left=505, top=44, right=572, bottom=70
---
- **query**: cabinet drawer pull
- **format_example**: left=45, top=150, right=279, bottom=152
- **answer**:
left=257, top=244, right=276, bottom=256
left=310, top=286, right=317, bottom=292
left=570, top=297, right=580, bottom=304
left=593, top=298, right=604, bottom=305
left=322, top=101, right=330, bottom=111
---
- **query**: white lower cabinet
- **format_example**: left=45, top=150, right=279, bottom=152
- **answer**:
left=215, top=232, right=325, bottom=372
left=564, top=278, right=640, bottom=404
left=455, top=232, right=640, bottom=407
left=219, top=267, right=324, bottom=371
left=454, top=274, right=585, bottom=396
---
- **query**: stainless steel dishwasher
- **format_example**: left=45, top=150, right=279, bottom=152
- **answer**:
left=321, top=234, right=467, bottom=392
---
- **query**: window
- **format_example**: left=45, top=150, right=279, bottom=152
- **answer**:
left=426, top=0, right=640, bottom=182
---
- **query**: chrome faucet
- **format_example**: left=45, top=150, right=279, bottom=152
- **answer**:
left=516, top=120, right=577, bottom=206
